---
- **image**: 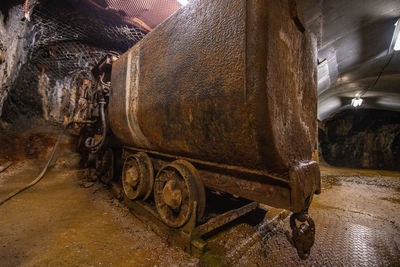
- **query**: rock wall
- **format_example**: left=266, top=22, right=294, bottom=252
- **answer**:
left=1, top=67, right=90, bottom=124
left=0, top=4, right=91, bottom=125
left=0, top=5, right=32, bottom=117
left=0, top=1, right=142, bottom=126
left=320, top=109, right=400, bottom=171
left=40, top=74, right=83, bottom=123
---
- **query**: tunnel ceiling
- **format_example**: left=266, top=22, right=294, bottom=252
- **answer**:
left=298, top=0, right=400, bottom=120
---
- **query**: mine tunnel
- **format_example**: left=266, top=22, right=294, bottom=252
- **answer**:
left=0, top=0, right=399, bottom=265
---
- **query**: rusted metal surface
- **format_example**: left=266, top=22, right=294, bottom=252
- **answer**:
left=121, top=196, right=205, bottom=255
left=110, top=0, right=320, bottom=213
left=154, top=160, right=206, bottom=227
left=124, top=146, right=293, bottom=210
left=122, top=152, right=154, bottom=200
left=290, top=212, right=316, bottom=260
left=289, top=161, right=320, bottom=212
left=193, top=202, right=259, bottom=237
left=114, top=174, right=261, bottom=256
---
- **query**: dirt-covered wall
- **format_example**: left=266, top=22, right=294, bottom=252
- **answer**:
left=319, top=109, right=400, bottom=171
left=0, top=0, right=145, bottom=127
left=0, top=5, right=32, bottom=118
left=0, top=3, right=94, bottom=126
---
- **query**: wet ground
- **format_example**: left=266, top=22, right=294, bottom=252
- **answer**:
left=207, top=165, right=400, bottom=266
left=0, top=154, right=399, bottom=266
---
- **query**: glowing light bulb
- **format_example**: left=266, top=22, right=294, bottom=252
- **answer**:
left=351, top=97, right=363, bottom=107
left=177, top=0, right=188, bottom=6
left=391, top=19, right=400, bottom=51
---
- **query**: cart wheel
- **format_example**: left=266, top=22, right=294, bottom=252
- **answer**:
left=154, top=160, right=206, bottom=228
left=93, top=147, right=114, bottom=184
left=122, top=152, right=154, bottom=200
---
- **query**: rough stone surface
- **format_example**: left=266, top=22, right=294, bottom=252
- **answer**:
left=0, top=2, right=111, bottom=124
left=320, top=109, right=400, bottom=171
left=35, top=74, right=83, bottom=123
left=0, top=5, right=31, bottom=118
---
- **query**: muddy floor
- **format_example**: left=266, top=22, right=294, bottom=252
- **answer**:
left=0, top=154, right=399, bottom=266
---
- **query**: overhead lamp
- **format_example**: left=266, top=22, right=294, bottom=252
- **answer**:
left=390, top=18, right=400, bottom=51
left=177, top=0, right=189, bottom=6
left=351, top=96, right=363, bottom=107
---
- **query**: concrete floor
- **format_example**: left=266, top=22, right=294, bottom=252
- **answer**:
left=0, top=156, right=399, bottom=266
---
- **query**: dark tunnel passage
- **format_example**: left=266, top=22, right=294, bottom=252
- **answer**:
left=319, top=109, right=400, bottom=171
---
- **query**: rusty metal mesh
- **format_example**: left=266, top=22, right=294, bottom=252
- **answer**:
left=102, top=0, right=182, bottom=29
left=28, top=2, right=147, bottom=80
left=25, top=0, right=182, bottom=81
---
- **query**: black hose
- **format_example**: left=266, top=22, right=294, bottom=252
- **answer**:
left=85, top=100, right=107, bottom=153
left=0, top=130, right=64, bottom=206
left=0, top=162, right=12, bottom=174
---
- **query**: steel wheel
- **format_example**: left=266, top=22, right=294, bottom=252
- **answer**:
left=154, top=160, right=206, bottom=228
left=96, top=148, right=114, bottom=184
left=122, top=152, right=154, bottom=200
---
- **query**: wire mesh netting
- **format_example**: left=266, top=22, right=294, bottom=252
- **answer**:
left=102, top=0, right=182, bottom=29
left=3, top=0, right=182, bottom=122
left=26, top=0, right=182, bottom=80
left=29, top=1, right=148, bottom=81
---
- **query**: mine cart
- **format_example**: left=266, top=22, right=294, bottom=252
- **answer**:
left=80, top=0, right=321, bottom=259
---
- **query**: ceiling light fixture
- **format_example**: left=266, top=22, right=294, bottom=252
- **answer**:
left=390, top=18, right=400, bottom=51
left=177, top=0, right=189, bottom=6
left=351, top=96, right=363, bottom=107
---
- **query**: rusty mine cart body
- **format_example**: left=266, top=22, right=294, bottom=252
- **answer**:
left=81, top=0, right=321, bottom=259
